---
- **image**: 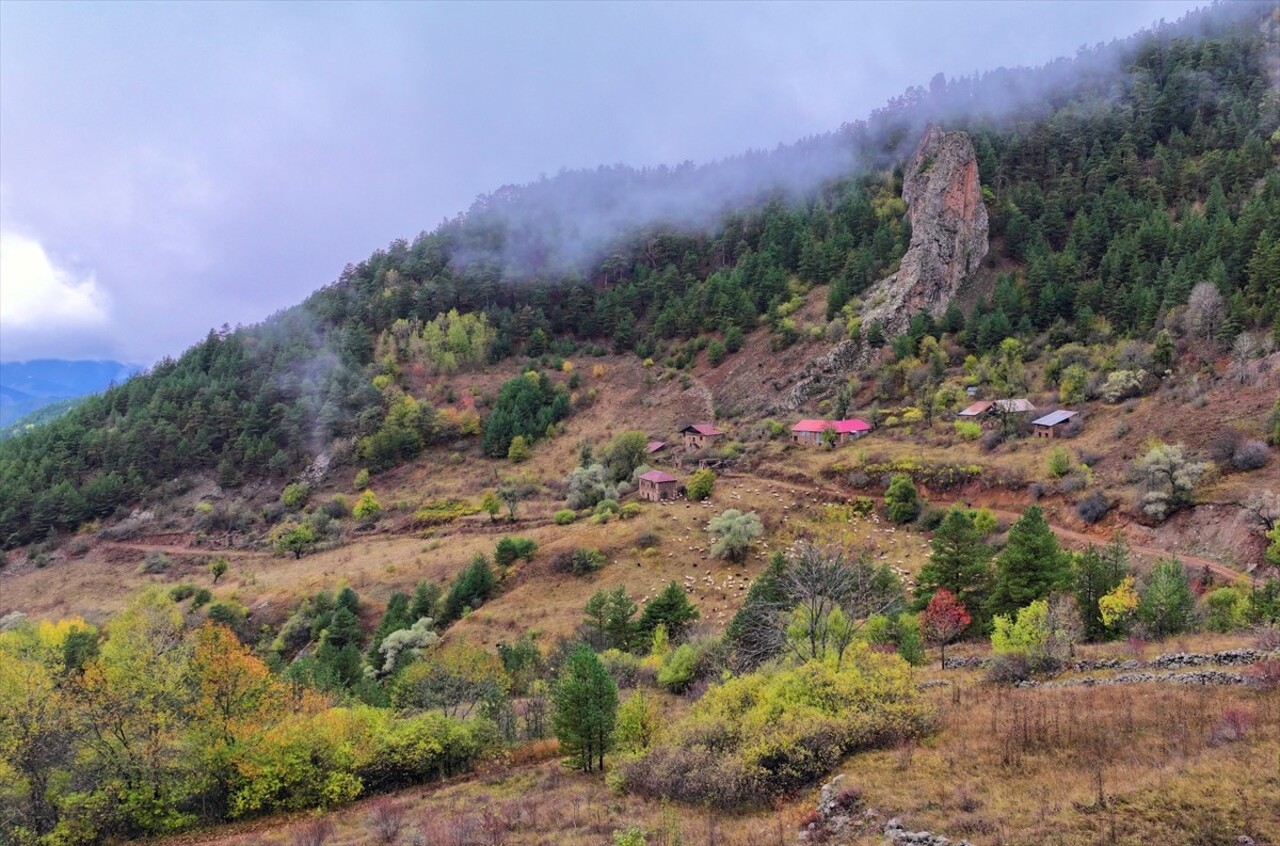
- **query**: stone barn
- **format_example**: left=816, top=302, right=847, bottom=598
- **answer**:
left=637, top=470, right=679, bottom=502
left=681, top=423, right=724, bottom=451
left=791, top=419, right=831, bottom=445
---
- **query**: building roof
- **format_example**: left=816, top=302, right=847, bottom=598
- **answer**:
left=958, top=401, right=993, bottom=416
left=994, top=398, right=1036, bottom=413
left=792, top=419, right=833, bottom=433
left=645, top=440, right=667, bottom=453
left=682, top=423, right=724, bottom=436
left=833, top=418, right=872, bottom=433
left=638, top=470, right=678, bottom=484
left=1031, top=409, right=1077, bottom=427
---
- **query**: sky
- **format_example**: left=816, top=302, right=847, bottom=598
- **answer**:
left=0, top=0, right=1207, bottom=366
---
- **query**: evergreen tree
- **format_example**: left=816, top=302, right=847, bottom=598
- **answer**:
left=636, top=581, right=700, bottom=644
left=1072, top=537, right=1129, bottom=641
left=724, top=551, right=791, bottom=667
left=603, top=586, right=639, bottom=652
left=367, top=591, right=411, bottom=663
left=552, top=645, right=618, bottom=772
left=988, top=506, right=1072, bottom=619
left=408, top=580, right=441, bottom=622
left=914, top=506, right=993, bottom=627
left=1138, top=558, right=1197, bottom=639
left=443, top=554, right=496, bottom=622
left=884, top=474, right=922, bottom=524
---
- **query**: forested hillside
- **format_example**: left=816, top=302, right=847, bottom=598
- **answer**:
left=0, top=2, right=1276, bottom=548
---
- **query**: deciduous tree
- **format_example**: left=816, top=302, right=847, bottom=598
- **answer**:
left=920, top=589, right=971, bottom=667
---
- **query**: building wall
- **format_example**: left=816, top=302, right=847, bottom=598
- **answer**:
left=639, top=479, right=677, bottom=501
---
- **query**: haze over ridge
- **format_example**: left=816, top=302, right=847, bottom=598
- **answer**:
left=0, top=1, right=1207, bottom=365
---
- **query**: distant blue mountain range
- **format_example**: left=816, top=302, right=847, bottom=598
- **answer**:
left=0, top=359, right=140, bottom=428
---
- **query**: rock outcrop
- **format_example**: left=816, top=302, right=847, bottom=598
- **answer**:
left=766, top=124, right=988, bottom=412
left=884, top=817, right=974, bottom=846
left=777, top=338, right=861, bottom=411
left=861, top=124, right=988, bottom=340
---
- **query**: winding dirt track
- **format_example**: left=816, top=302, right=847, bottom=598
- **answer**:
left=745, top=466, right=1248, bottom=583
left=98, top=541, right=268, bottom=560
left=972, top=505, right=1243, bottom=583
left=93, top=470, right=1250, bottom=587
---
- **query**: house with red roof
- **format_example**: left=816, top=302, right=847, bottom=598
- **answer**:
left=637, top=469, right=679, bottom=501
left=791, top=418, right=872, bottom=446
left=680, top=422, right=724, bottom=451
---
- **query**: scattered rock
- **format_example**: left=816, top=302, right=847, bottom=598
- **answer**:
left=883, top=817, right=971, bottom=846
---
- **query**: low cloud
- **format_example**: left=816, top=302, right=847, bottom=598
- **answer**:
left=1, top=230, right=109, bottom=357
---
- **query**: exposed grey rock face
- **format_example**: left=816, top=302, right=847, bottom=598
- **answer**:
left=778, top=338, right=862, bottom=411
left=862, top=124, right=988, bottom=340
left=770, top=125, right=987, bottom=411
left=942, top=648, right=1278, bottom=673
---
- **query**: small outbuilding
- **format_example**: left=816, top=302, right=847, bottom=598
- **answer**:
left=959, top=399, right=1036, bottom=428
left=637, top=470, right=679, bottom=501
left=957, top=400, right=994, bottom=418
left=1031, top=409, right=1078, bottom=438
left=645, top=440, right=667, bottom=455
left=681, top=423, right=724, bottom=451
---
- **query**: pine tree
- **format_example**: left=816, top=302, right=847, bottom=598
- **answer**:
left=1072, top=537, right=1129, bottom=641
left=603, top=586, right=638, bottom=651
left=408, top=581, right=441, bottom=621
left=443, top=554, right=496, bottom=622
left=1138, top=558, right=1196, bottom=639
left=367, top=591, right=411, bottom=663
left=552, top=645, right=618, bottom=772
left=636, top=581, right=700, bottom=643
left=725, top=551, right=790, bottom=668
left=914, top=506, right=993, bottom=626
left=988, top=506, right=1071, bottom=619
left=884, top=474, right=922, bottom=524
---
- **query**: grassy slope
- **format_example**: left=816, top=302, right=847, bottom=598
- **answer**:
left=4, top=289, right=1279, bottom=845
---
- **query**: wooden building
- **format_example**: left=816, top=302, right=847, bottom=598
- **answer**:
left=1031, top=409, right=1078, bottom=438
left=958, top=398, right=1036, bottom=429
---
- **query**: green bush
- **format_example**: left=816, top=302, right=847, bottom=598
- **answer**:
left=169, top=583, right=197, bottom=602
left=1204, top=586, right=1249, bottom=633
left=353, top=489, right=382, bottom=522
left=1047, top=447, right=1073, bottom=478
left=686, top=469, right=715, bottom=501
left=281, top=482, right=311, bottom=509
left=554, top=509, right=577, bottom=525
left=495, top=536, right=538, bottom=566
left=846, top=496, right=875, bottom=516
left=412, top=498, right=482, bottom=526
left=619, top=502, right=642, bottom=520
left=507, top=435, right=532, bottom=463
left=954, top=420, right=982, bottom=440
left=553, top=548, right=607, bottom=576
left=884, top=474, right=921, bottom=524
left=620, top=646, right=928, bottom=808
left=657, top=643, right=700, bottom=693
